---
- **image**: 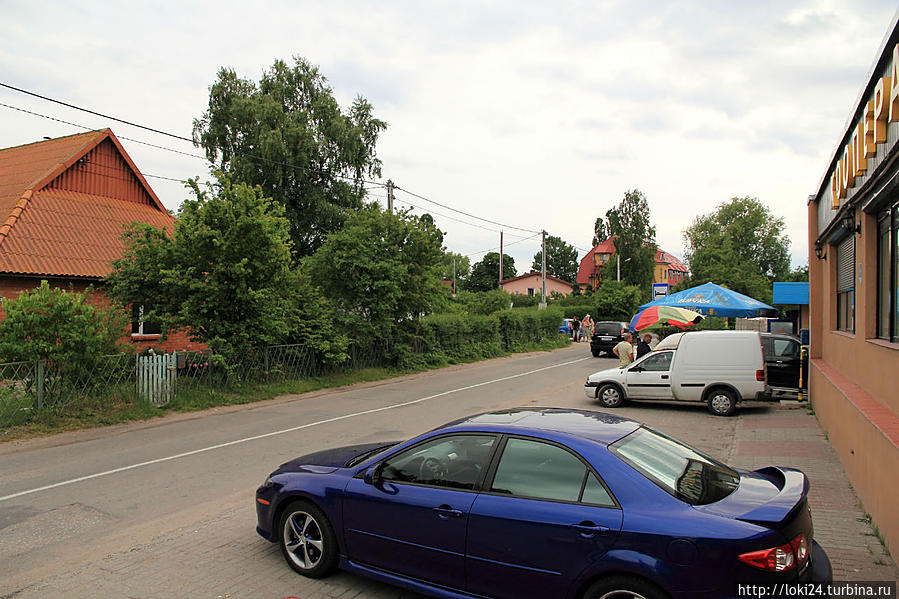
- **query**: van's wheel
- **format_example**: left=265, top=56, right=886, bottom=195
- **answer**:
left=591, top=349, right=600, bottom=357
left=583, top=575, right=668, bottom=599
left=706, top=388, right=737, bottom=417
left=598, top=384, right=625, bottom=408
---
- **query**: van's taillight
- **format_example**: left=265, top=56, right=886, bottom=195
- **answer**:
left=738, top=535, right=808, bottom=572
left=756, top=369, right=765, bottom=381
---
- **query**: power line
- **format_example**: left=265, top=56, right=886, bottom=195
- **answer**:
left=464, top=232, right=542, bottom=258
left=1, top=82, right=193, bottom=142
left=394, top=186, right=541, bottom=234
left=0, top=85, right=388, bottom=188
left=2, top=85, right=551, bottom=242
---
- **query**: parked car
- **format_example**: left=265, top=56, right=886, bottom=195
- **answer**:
left=256, top=407, right=831, bottom=599
left=589, top=321, right=629, bottom=357
left=560, top=318, right=574, bottom=335
left=761, top=333, right=808, bottom=394
left=585, top=330, right=768, bottom=416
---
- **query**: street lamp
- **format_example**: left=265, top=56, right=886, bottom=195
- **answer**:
left=617, top=255, right=631, bottom=282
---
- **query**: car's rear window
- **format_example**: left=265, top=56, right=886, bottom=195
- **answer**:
left=594, top=323, right=623, bottom=335
left=610, top=427, right=739, bottom=505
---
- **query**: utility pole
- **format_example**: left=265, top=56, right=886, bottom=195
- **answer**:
left=452, top=256, right=456, bottom=295
left=499, top=231, right=503, bottom=287
left=540, top=230, right=547, bottom=308
left=386, top=179, right=395, bottom=213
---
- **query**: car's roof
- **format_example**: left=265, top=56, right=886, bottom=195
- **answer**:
left=437, top=407, right=641, bottom=445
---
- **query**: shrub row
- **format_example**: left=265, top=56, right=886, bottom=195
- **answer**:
left=400, top=307, right=569, bottom=367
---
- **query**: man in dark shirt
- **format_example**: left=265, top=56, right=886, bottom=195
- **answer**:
left=635, top=333, right=652, bottom=359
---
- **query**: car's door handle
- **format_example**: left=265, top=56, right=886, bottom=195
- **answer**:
left=572, top=522, right=610, bottom=536
left=660, top=375, right=669, bottom=379
left=433, top=505, right=463, bottom=519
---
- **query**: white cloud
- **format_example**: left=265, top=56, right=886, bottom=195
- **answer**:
left=2, top=0, right=896, bottom=278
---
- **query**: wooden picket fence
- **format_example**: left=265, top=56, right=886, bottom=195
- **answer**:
left=135, top=353, right=176, bottom=406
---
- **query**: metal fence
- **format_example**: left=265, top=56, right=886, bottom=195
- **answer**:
left=0, top=342, right=399, bottom=429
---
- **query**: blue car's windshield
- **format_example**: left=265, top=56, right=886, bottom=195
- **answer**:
left=610, top=427, right=739, bottom=505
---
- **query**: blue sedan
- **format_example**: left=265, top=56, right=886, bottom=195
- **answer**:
left=255, top=408, right=831, bottom=599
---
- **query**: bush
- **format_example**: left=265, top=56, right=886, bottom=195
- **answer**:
left=0, top=281, right=129, bottom=366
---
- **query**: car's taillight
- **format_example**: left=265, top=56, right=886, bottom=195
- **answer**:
left=738, top=535, right=809, bottom=572
left=791, top=535, right=809, bottom=563
left=756, top=369, right=765, bottom=381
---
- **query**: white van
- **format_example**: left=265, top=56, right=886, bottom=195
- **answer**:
left=584, top=330, right=768, bottom=416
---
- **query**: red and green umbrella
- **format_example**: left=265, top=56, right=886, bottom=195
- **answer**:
left=628, top=305, right=703, bottom=332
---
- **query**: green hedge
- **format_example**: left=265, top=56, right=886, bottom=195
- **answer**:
left=400, top=307, right=569, bottom=367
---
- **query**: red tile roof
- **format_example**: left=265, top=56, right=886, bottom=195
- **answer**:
left=655, top=249, right=689, bottom=272
left=577, top=239, right=615, bottom=285
left=0, top=129, right=173, bottom=278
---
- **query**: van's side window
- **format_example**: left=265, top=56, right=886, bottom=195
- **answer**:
left=638, top=352, right=672, bottom=372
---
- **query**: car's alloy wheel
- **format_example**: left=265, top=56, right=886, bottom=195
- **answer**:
left=279, top=501, right=338, bottom=578
left=584, top=575, right=666, bottom=599
left=598, top=384, right=624, bottom=408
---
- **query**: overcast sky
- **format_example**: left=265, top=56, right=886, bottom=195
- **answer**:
left=2, top=1, right=897, bottom=277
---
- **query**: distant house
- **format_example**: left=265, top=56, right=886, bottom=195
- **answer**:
left=0, top=129, right=192, bottom=351
left=500, top=271, right=573, bottom=297
left=654, top=249, right=689, bottom=287
left=576, top=239, right=690, bottom=290
left=576, top=238, right=617, bottom=290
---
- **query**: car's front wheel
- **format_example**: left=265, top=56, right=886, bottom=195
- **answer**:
left=598, top=383, right=625, bottom=408
left=278, top=500, right=338, bottom=578
left=584, top=575, right=668, bottom=599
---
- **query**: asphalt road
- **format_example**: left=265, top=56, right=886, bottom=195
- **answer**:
left=2, top=343, right=894, bottom=598
left=0, top=344, right=614, bottom=595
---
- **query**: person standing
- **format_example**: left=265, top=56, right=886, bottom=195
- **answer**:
left=571, top=317, right=581, bottom=341
left=581, top=314, right=593, bottom=341
left=613, top=332, right=634, bottom=367
left=636, top=333, right=652, bottom=359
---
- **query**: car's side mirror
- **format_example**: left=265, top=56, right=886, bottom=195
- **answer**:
left=364, top=463, right=383, bottom=486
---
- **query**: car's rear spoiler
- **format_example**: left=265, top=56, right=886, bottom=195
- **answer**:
left=735, top=466, right=809, bottom=525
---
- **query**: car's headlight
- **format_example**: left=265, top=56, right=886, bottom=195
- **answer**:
left=260, top=476, right=274, bottom=488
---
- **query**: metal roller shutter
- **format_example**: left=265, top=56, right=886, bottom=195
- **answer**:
left=836, top=236, right=856, bottom=292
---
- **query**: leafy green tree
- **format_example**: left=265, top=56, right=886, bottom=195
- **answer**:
left=193, top=56, right=387, bottom=257
left=601, top=189, right=656, bottom=292
left=465, top=253, right=516, bottom=292
left=441, top=251, right=470, bottom=292
left=683, top=196, right=790, bottom=302
left=0, top=280, right=128, bottom=364
left=785, top=265, right=809, bottom=282
left=304, top=206, right=445, bottom=339
left=106, top=175, right=315, bottom=362
left=592, top=281, right=644, bottom=321
left=531, top=235, right=578, bottom=282
left=592, top=218, right=608, bottom=247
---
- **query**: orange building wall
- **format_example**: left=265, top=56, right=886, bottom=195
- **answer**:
left=502, top=275, right=572, bottom=296
left=0, top=276, right=201, bottom=353
left=807, top=201, right=899, bottom=557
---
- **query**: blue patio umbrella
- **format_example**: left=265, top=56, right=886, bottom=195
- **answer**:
left=638, top=282, right=777, bottom=318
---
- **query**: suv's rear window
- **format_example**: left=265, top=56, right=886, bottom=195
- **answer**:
left=594, top=323, right=623, bottom=335
left=610, top=427, right=739, bottom=505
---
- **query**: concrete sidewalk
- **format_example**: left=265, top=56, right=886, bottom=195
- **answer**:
left=729, top=401, right=897, bottom=582
left=5, top=400, right=897, bottom=598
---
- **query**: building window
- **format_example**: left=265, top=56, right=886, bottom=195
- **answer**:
left=878, top=204, right=898, bottom=341
left=132, top=304, right=161, bottom=336
left=836, top=236, right=855, bottom=333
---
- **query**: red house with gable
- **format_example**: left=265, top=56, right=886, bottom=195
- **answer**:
left=0, top=129, right=193, bottom=351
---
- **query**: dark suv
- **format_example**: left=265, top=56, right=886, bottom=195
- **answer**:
left=589, top=321, right=629, bottom=357
left=761, top=332, right=808, bottom=396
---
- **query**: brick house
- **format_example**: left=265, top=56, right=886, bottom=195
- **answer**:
left=576, top=239, right=690, bottom=290
left=0, top=129, right=193, bottom=352
left=500, top=271, right=573, bottom=297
